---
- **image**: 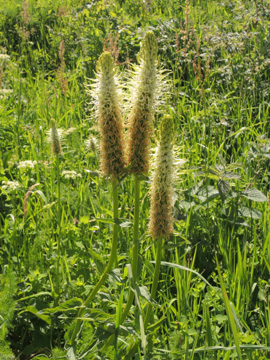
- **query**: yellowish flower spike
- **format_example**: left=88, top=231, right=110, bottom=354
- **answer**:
left=50, top=118, right=62, bottom=156
left=127, top=31, right=160, bottom=175
left=94, top=51, right=126, bottom=178
left=149, top=115, right=174, bottom=238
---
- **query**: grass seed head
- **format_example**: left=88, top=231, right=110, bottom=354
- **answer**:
left=50, top=118, right=62, bottom=156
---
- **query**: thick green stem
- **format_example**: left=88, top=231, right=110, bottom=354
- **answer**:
left=144, top=237, right=163, bottom=327
left=125, top=237, right=163, bottom=358
left=55, top=155, right=61, bottom=304
left=69, top=177, right=119, bottom=346
left=120, top=175, right=140, bottom=323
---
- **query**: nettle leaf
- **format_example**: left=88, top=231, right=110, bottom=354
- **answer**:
left=179, top=200, right=196, bottom=211
left=217, top=179, right=231, bottom=201
left=238, top=206, right=262, bottom=219
left=221, top=172, right=241, bottom=180
left=196, top=185, right=219, bottom=203
left=240, top=188, right=268, bottom=202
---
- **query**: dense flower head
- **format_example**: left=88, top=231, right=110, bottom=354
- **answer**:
left=149, top=115, right=175, bottom=238
left=18, top=160, right=37, bottom=169
left=62, top=170, right=82, bottom=179
left=2, top=180, right=22, bottom=192
left=94, top=51, right=126, bottom=177
left=127, top=31, right=159, bottom=174
left=137, top=31, right=158, bottom=66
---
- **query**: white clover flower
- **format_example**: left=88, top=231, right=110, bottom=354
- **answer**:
left=2, top=180, right=22, bottom=192
left=62, top=170, right=82, bottom=180
left=18, top=160, right=37, bottom=169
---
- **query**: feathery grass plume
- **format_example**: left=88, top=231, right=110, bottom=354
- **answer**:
left=93, top=51, right=125, bottom=178
left=149, top=114, right=174, bottom=238
left=127, top=31, right=160, bottom=174
left=49, top=118, right=62, bottom=156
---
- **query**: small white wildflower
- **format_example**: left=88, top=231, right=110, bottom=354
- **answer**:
left=2, top=180, right=22, bottom=191
left=18, top=160, right=37, bottom=169
left=0, top=89, right=13, bottom=96
left=0, top=54, right=10, bottom=61
left=64, top=127, right=77, bottom=135
left=62, top=170, right=82, bottom=180
left=38, top=160, right=51, bottom=167
left=185, top=246, right=191, bottom=253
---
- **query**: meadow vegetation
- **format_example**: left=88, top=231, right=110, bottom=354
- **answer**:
left=0, top=0, right=270, bottom=359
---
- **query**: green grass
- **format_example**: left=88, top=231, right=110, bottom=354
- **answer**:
left=0, top=0, right=270, bottom=359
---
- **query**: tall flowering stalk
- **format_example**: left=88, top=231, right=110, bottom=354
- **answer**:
left=145, top=114, right=175, bottom=328
left=125, top=115, right=175, bottom=358
left=121, top=31, right=161, bottom=324
left=49, top=118, right=63, bottom=304
left=69, top=52, right=124, bottom=347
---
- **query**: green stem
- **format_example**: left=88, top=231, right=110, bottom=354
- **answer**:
left=125, top=237, right=163, bottom=358
left=144, top=237, right=163, bottom=327
left=120, top=175, right=140, bottom=323
left=69, top=177, right=119, bottom=347
left=55, top=155, right=61, bottom=304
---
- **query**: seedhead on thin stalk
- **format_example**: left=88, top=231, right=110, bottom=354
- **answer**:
left=149, top=115, right=175, bottom=238
left=127, top=31, right=164, bottom=175
left=49, top=118, right=62, bottom=156
left=91, top=51, right=126, bottom=178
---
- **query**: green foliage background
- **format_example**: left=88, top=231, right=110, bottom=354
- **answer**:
left=0, top=0, right=270, bottom=358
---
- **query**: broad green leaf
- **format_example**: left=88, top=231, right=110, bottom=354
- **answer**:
left=216, top=314, right=228, bottom=324
left=196, top=185, right=219, bottom=203
left=238, top=206, right=262, bottom=219
left=240, top=188, right=268, bottom=202
left=217, top=179, right=231, bottom=201
left=18, top=306, right=51, bottom=325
